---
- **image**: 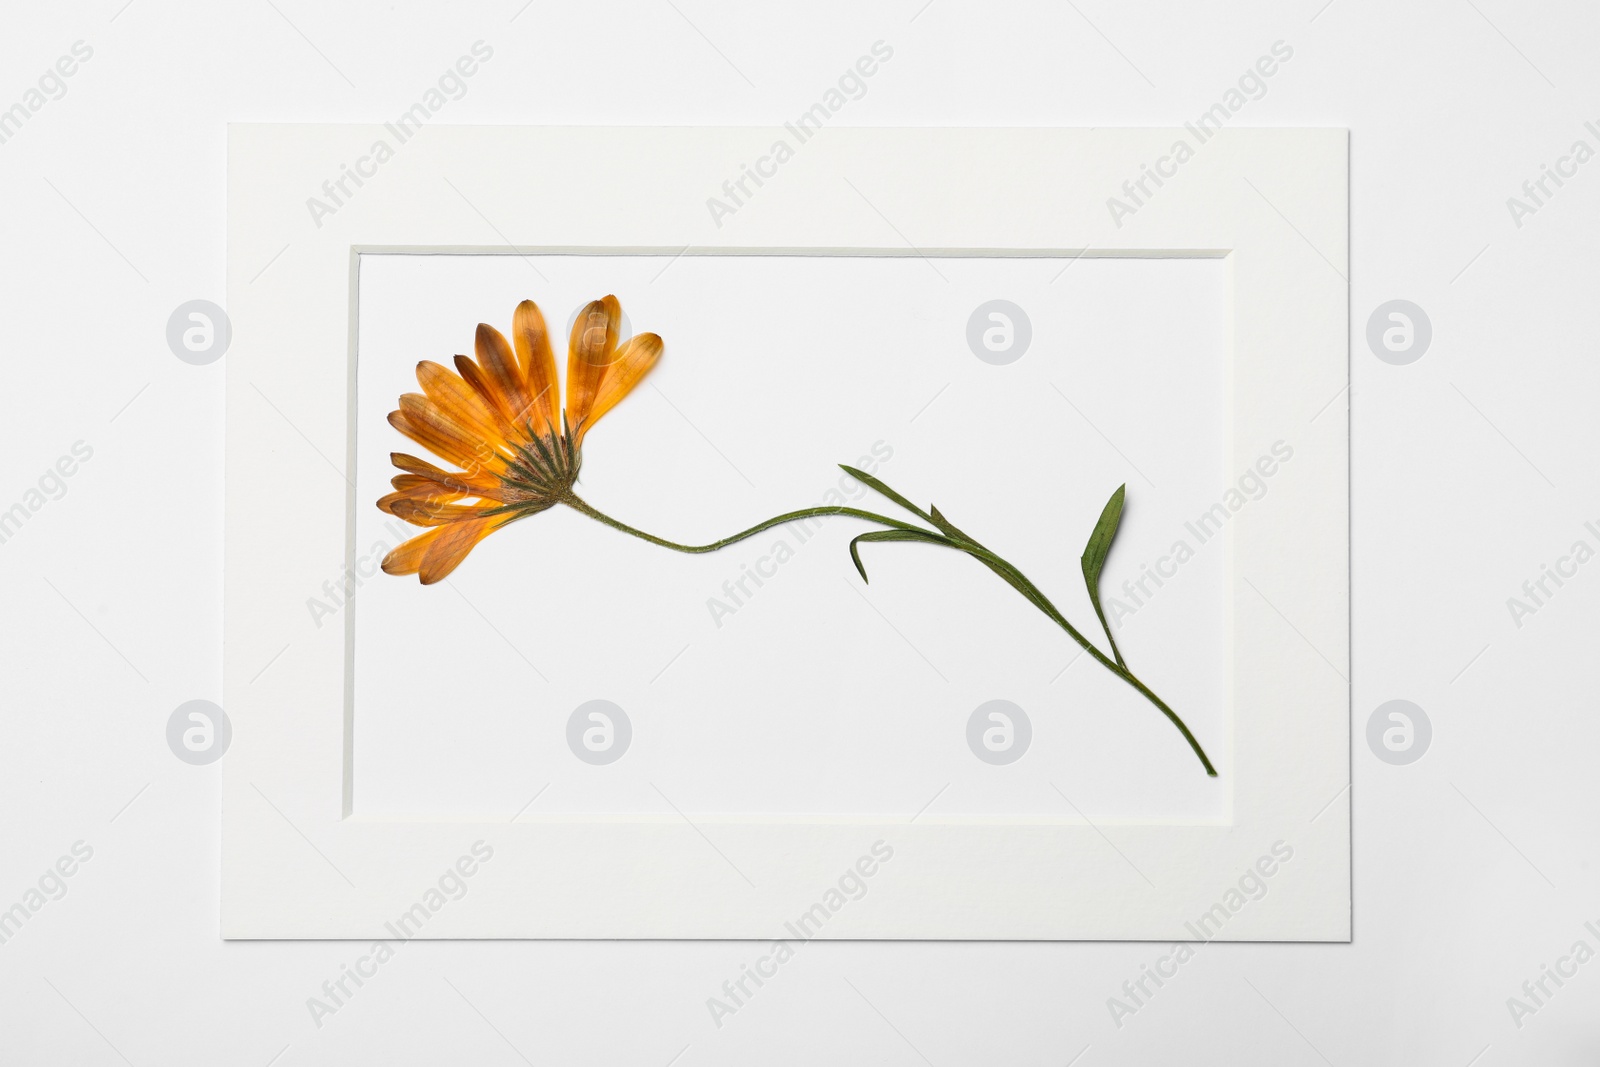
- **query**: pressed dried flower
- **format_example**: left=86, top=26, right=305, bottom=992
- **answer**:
left=379, top=296, right=661, bottom=584
left=377, top=295, right=1217, bottom=776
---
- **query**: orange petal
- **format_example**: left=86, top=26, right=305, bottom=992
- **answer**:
left=382, top=528, right=445, bottom=576
left=583, top=332, right=662, bottom=437
left=454, top=354, right=517, bottom=432
left=419, top=515, right=505, bottom=584
left=389, top=410, right=486, bottom=473
left=391, top=472, right=505, bottom=502
left=416, top=360, right=510, bottom=447
left=565, top=295, right=621, bottom=435
left=390, top=451, right=446, bottom=476
left=397, top=394, right=510, bottom=476
left=474, top=323, right=537, bottom=435
left=392, top=452, right=479, bottom=484
left=387, top=497, right=498, bottom=527
left=389, top=454, right=502, bottom=497
left=379, top=485, right=467, bottom=516
left=512, top=300, right=560, bottom=436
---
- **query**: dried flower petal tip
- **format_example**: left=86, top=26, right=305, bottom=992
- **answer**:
left=377, top=296, right=663, bottom=583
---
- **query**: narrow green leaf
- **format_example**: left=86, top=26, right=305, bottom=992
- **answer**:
left=837, top=465, right=932, bottom=522
left=1080, top=484, right=1128, bottom=669
left=847, top=528, right=956, bottom=583
left=1081, top=484, right=1125, bottom=579
left=927, top=505, right=975, bottom=545
left=970, top=550, right=1053, bottom=618
left=929, top=507, right=1060, bottom=629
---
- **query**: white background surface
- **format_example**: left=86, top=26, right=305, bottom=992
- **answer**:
left=354, top=253, right=1228, bottom=819
left=0, top=1, right=1593, bottom=1064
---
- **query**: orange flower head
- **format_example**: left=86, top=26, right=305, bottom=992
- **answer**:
left=378, top=295, right=662, bottom=584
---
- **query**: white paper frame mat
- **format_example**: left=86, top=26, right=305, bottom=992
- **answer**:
left=224, top=125, right=1349, bottom=940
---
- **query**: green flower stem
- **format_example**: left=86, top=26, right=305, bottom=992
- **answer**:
left=560, top=493, right=925, bottom=554
left=952, top=543, right=1216, bottom=777
left=560, top=490, right=1217, bottom=778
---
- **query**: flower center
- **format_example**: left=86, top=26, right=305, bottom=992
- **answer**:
left=498, top=430, right=582, bottom=508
